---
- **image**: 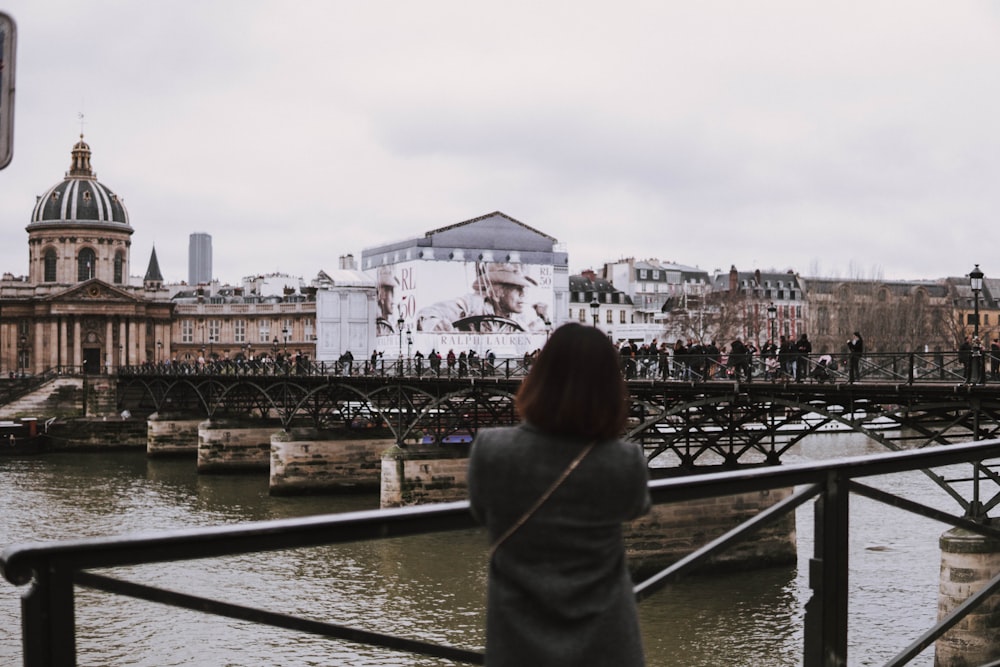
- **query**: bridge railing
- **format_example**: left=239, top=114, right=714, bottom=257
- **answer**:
left=118, top=356, right=536, bottom=380
left=117, top=351, right=983, bottom=385
left=5, top=439, right=1000, bottom=666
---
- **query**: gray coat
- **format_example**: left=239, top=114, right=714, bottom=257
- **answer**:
left=468, top=423, right=651, bottom=667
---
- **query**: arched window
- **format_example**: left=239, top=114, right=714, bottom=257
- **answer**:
left=43, top=249, right=57, bottom=282
left=77, top=248, right=96, bottom=282
left=113, top=252, right=124, bottom=284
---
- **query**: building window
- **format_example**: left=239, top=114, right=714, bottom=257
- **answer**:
left=304, top=318, right=314, bottom=340
left=259, top=320, right=271, bottom=344
left=817, top=306, right=830, bottom=335
left=234, top=319, right=246, bottom=344
left=208, top=319, right=221, bottom=344
left=77, top=248, right=96, bottom=281
left=181, top=320, right=194, bottom=344
left=113, top=252, right=124, bottom=284
left=620, top=310, right=626, bottom=324
left=43, top=249, right=57, bottom=282
left=606, top=310, right=613, bottom=324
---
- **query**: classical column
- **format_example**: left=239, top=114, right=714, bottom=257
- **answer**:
left=128, top=319, right=139, bottom=365
left=32, top=320, right=44, bottom=374
left=118, top=319, right=127, bottom=368
left=73, top=318, right=82, bottom=369
left=48, top=319, right=59, bottom=369
left=138, top=319, right=147, bottom=365
left=59, top=318, right=68, bottom=371
left=105, top=319, right=114, bottom=372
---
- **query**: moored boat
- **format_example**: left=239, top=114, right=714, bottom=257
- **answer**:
left=0, top=418, right=45, bottom=454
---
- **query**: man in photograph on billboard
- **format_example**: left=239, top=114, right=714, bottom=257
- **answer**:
left=376, top=265, right=398, bottom=334
left=416, top=262, right=548, bottom=333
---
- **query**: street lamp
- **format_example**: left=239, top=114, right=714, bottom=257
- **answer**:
left=282, top=326, right=289, bottom=354
left=970, top=264, right=984, bottom=339
left=767, top=302, right=777, bottom=342
left=18, top=335, right=26, bottom=377
left=397, top=316, right=404, bottom=374
left=590, top=298, right=599, bottom=328
left=156, top=340, right=162, bottom=364
left=272, top=336, right=279, bottom=359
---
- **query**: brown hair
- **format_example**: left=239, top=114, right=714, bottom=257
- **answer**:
left=515, top=322, right=628, bottom=439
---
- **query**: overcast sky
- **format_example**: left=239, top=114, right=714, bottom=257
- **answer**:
left=2, top=1, right=999, bottom=285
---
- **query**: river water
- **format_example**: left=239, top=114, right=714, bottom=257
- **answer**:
left=0, top=433, right=971, bottom=666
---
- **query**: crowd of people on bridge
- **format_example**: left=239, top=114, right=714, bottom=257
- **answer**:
left=118, top=325, right=1000, bottom=387
left=614, top=332, right=822, bottom=383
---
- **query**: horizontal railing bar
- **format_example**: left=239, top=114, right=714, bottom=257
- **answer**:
left=76, top=571, right=484, bottom=665
left=633, top=483, right=821, bottom=602
left=2, top=501, right=479, bottom=585
left=848, top=481, right=1000, bottom=540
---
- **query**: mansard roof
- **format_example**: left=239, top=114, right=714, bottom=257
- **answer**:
left=361, top=211, right=566, bottom=267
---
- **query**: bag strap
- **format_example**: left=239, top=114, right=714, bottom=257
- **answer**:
left=488, top=440, right=597, bottom=560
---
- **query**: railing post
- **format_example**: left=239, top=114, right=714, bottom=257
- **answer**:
left=21, top=562, right=76, bottom=666
left=804, top=471, right=849, bottom=667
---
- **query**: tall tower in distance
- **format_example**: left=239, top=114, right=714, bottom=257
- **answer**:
left=188, top=232, right=212, bottom=285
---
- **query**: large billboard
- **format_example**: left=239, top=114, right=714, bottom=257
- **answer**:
left=375, top=260, right=553, bottom=357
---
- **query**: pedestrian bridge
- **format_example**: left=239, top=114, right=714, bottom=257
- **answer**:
left=115, top=358, right=1000, bottom=518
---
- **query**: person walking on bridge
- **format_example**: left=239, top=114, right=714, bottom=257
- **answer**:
left=847, top=332, right=864, bottom=383
left=468, top=322, right=651, bottom=667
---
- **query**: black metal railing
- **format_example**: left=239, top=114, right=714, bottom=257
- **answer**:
left=113, top=351, right=993, bottom=386
left=5, top=439, right=1000, bottom=665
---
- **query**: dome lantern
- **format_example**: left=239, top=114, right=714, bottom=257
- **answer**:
left=67, top=134, right=95, bottom=179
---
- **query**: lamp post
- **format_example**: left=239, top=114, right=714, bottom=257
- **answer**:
left=970, top=264, right=984, bottom=340
left=282, top=327, right=289, bottom=355
left=590, top=299, right=599, bottom=328
left=968, top=263, right=987, bottom=519
left=397, top=316, right=404, bottom=375
left=544, top=317, right=552, bottom=340
left=272, top=336, right=279, bottom=360
left=156, top=340, right=162, bottom=365
left=767, top=302, right=777, bottom=342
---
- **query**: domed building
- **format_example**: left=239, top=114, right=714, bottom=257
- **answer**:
left=0, top=136, right=173, bottom=374
left=29, top=136, right=133, bottom=284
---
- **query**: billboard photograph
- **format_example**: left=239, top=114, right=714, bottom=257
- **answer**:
left=375, top=260, right=554, bottom=357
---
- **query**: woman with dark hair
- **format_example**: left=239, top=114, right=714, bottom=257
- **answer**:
left=468, top=322, right=650, bottom=667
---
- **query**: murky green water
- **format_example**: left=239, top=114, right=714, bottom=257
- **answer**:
left=0, top=434, right=960, bottom=665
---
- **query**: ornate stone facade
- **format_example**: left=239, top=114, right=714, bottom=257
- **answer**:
left=1, top=137, right=173, bottom=374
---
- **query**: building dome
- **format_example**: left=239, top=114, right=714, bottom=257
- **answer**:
left=28, top=136, right=131, bottom=229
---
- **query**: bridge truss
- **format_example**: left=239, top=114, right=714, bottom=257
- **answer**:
left=117, top=373, right=1000, bottom=518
